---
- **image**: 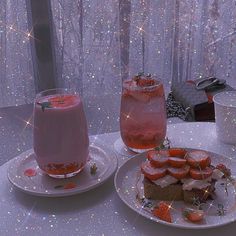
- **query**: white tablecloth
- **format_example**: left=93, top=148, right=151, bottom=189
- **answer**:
left=1, top=122, right=236, bottom=236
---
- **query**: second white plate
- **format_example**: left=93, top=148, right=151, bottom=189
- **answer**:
left=115, top=148, right=236, bottom=229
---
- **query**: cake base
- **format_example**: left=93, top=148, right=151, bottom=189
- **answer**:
left=143, top=177, right=215, bottom=203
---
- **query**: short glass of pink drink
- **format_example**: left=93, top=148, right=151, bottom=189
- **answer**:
left=33, top=88, right=89, bottom=178
left=120, top=74, right=167, bottom=152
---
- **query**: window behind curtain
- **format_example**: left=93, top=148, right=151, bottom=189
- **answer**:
left=1, top=0, right=236, bottom=110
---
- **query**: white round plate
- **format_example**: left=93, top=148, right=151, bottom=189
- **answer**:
left=7, top=141, right=117, bottom=197
left=114, top=148, right=236, bottom=229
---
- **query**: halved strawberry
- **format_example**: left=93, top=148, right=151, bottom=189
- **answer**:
left=141, top=162, right=167, bottom=180
left=168, top=157, right=187, bottom=168
left=147, top=150, right=168, bottom=168
left=136, top=78, right=156, bottom=87
left=216, top=163, right=231, bottom=178
left=168, top=166, right=190, bottom=179
left=182, top=208, right=204, bottom=222
left=168, top=148, right=187, bottom=158
left=158, top=149, right=170, bottom=157
left=186, top=150, right=211, bottom=169
left=189, top=167, right=213, bottom=180
left=152, top=201, right=172, bottom=223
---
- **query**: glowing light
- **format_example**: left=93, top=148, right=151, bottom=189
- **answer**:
left=23, top=118, right=34, bottom=129
left=121, top=111, right=139, bottom=124
left=138, top=27, right=144, bottom=33
left=0, top=21, right=38, bottom=41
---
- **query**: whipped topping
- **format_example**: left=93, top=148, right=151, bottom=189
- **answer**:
left=212, top=168, right=224, bottom=180
left=181, top=178, right=211, bottom=191
left=181, top=168, right=223, bottom=191
left=151, top=175, right=178, bottom=188
left=150, top=168, right=225, bottom=190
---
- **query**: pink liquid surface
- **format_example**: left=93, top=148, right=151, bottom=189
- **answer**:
left=120, top=80, right=167, bottom=150
left=33, top=94, right=89, bottom=177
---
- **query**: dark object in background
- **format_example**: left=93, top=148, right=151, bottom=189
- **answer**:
left=168, top=78, right=235, bottom=121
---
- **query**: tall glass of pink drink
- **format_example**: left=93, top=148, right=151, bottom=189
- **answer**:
left=33, top=88, right=89, bottom=178
left=120, top=74, right=167, bottom=152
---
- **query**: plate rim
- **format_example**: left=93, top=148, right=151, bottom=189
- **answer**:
left=114, top=147, right=236, bottom=229
left=7, top=141, right=118, bottom=197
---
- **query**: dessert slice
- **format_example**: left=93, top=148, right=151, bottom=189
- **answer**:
left=141, top=148, right=226, bottom=203
left=142, top=150, right=183, bottom=201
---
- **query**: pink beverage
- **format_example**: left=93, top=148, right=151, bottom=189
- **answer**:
left=33, top=89, right=89, bottom=178
left=120, top=74, right=167, bottom=152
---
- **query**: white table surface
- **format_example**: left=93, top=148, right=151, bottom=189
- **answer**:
left=1, top=122, right=236, bottom=236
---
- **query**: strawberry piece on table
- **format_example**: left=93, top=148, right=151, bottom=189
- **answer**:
left=189, top=166, right=213, bottom=180
left=186, top=150, right=211, bottom=169
left=141, top=161, right=167, bottom=180
left=182, top=208, right=204, bottom=222
left=152, top=201, right=172, bottom=223
left=168, top=166, right=190, bottom=179
left=168, top=148, right=187, bottom=158
left=147, top=150, right=169, bottom=167
left=168, top=157, right=187, bottom=168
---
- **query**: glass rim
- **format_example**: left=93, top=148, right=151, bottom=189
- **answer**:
left=35, top=88, right=78, bottom=99
left=213, top=91, right=236, bottom=108
left=122, top=77, right=163, bottom=91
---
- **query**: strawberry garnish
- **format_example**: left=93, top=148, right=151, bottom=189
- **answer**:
left=182, top=208, right=204, bottom=222
left=141, top=162, right=167, bottom=180
left=168, top=148, right=187, bottom=158
left=189, top=166, right=213, bottom=180
left=168, top=157, right=187, bottom=168
left=168, top=165, right=190, bottom=179
left=152, top=201, right=172, bottom=223
left=147, top=150, right=169, bottom=168
left=136, top=78, right=155, bottom=87
left=186, top=150, right=211, bottom=169
left=132, top=73, right=156, bottom=87
left=216, top=164, right=231, bottom=178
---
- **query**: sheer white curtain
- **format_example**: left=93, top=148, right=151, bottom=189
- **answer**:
left=0, top=0, right=35, bottom=108
left=1, top=0, right=236, bottom=109
left=171, top=0, right=236, bottom=87
left=51, top=0, right=236, bottom=92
